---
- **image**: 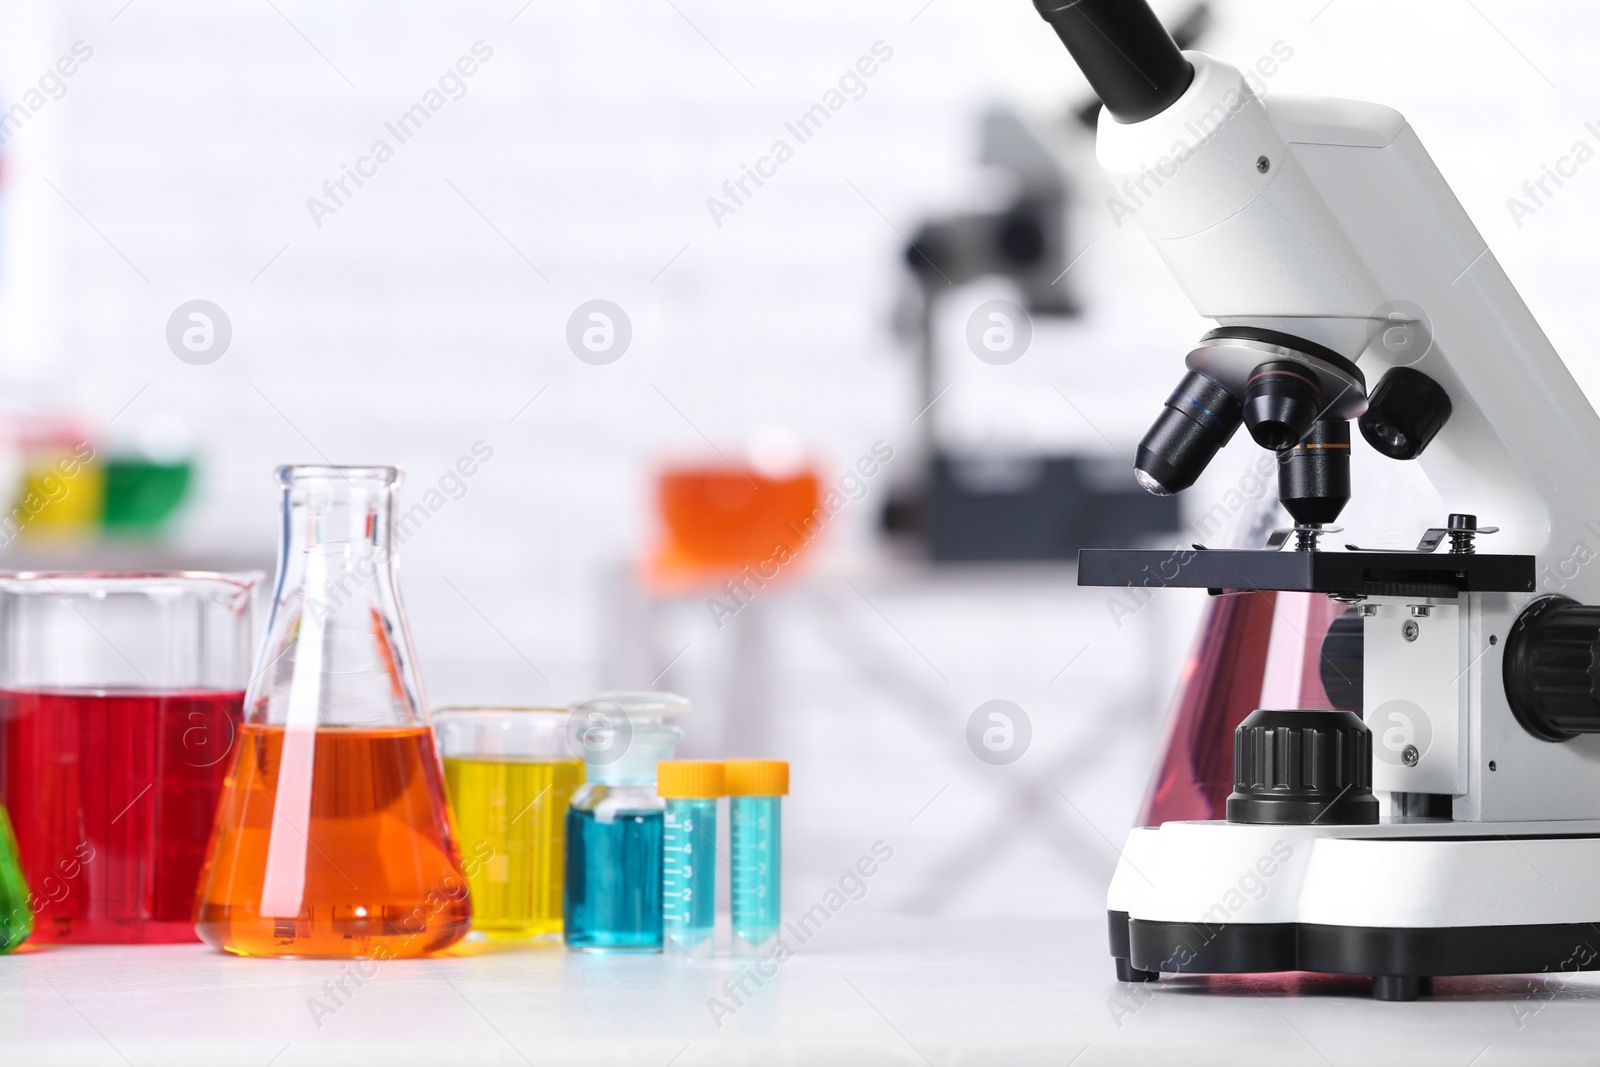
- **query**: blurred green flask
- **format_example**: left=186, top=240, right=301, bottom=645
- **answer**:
left=0, top=806, right=31, bottom=951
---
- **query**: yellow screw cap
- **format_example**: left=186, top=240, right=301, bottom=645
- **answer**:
left=725, top=759, right=789, bottom=796
left=657, top=760, right=726, bottom=798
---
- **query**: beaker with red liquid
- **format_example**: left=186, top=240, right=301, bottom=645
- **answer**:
left=0, top=571, right=259, bottom=942
left=194, top=466, right=470, bottom=958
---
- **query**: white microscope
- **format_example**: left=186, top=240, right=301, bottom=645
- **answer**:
left=1032, top=0, right=1600, bottom=999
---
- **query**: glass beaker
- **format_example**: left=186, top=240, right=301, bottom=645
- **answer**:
left=194, top=466, right=470, bottom=958
left=0, top=571, right=258, bottom=943
left=434, top=707, right=584, bottom=942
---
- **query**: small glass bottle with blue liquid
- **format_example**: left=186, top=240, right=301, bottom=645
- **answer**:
left=563, top=692, right=687, bottom=953
left=658, top=761, right=724, bottom=960
left=726, top=760, right=787, bottom=956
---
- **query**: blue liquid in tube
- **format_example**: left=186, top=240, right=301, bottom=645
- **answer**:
left=730, top=795, right=781, bottom=953
left=662, top=797, right=717, bottom=958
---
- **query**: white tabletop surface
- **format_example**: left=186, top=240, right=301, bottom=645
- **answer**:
left=1, top=913, right=1595, bottom=1066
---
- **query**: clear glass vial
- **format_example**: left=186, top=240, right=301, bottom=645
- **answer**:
left=727, top=760, right=788, bottom=956
left=563, top=692, right=688, bottom=953
left=659, top=761, right=725, bottom=960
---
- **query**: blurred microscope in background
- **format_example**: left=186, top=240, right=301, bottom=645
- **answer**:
left=883, top=4, right=1213, bottom=563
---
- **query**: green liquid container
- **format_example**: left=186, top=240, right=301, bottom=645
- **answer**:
left=0, top=805, right=32, bottom=952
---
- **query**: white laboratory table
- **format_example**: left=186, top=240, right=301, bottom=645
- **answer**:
left=0, top=912, right=1594, bottom=1066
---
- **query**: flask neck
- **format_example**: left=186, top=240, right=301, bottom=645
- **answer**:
left=248, top=466, right=425, bottom=728
left=276, top=468, right=403, bottom=629
left=280, top=466, right=400, bottom=554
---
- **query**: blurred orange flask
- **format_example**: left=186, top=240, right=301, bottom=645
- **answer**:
left=195, top=724, right=470, bottom=958
left=658, top=468, right=820, bottom=570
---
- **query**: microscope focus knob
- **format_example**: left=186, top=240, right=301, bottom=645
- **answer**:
left=1226, top=709, right=1378, bottom=825
left=1503, top=595, right=1600, bottom=742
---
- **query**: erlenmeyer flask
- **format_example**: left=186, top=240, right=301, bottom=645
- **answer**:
left=0, top=804, right=31, bottom=951
left=195, top=466, right=470, bottom=958
left=1139, top=482, right=1285, bottom=825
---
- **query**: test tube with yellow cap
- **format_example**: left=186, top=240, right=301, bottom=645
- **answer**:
left=658, top=760, right=724, bottom=959
left=726, top=760, right=788, bottom=956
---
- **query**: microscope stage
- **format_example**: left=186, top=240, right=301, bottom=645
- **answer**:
left=1077, top=548, right=1536, bottom=598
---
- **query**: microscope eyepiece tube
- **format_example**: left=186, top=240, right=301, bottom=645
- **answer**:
left=1031, top=0, right=1193, bottom=124
left=1134, top=370, right=1243, bottom=496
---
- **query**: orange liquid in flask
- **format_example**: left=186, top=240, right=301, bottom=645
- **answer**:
left=195, top=724, right=471, bottom=958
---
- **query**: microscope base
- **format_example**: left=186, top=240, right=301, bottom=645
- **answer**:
left=1107, top=821, right=1600, bottom=999
left=1111, top=910, right=1600, bottom=999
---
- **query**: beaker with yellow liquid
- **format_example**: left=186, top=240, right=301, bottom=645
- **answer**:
left=435, top=708, right=583, bottom=941
left=194, top=466, right=470, bottom=958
